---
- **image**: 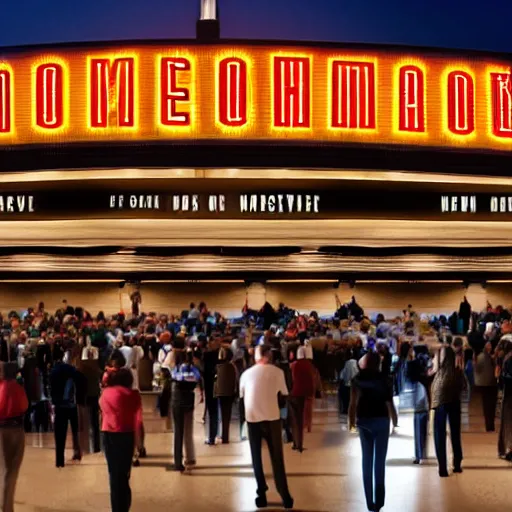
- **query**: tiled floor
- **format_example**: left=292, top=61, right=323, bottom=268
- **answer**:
left=14, top=399, right=511, bottom=512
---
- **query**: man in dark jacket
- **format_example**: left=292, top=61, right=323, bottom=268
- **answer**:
left=50, top=348, right=82, bottom=467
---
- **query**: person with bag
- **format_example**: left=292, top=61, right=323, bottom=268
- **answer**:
left=170, top=349, right=201, bottom=471
left=214, top=347, right=237, bottom=444
left=0, top=361, right=28, bottom=512
left=50, top=347, right=82, bottom=467
left=431, top=346, right=466, bottom=477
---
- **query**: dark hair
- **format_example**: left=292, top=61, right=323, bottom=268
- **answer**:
left=440, top=346, right=456, bottom=372
left=109, top=368, right=134, bottom=388
left=109, top=349, right=126, bottom=369
left=258, top=344, right=272, bottom=360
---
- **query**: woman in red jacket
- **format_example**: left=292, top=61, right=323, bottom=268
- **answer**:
left=100, top=368, right=142, bottom=512
left=0, top=361, right=29, bottom=512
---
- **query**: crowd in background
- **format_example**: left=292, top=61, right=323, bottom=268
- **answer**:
left=2, top=294, right=512, bottom=511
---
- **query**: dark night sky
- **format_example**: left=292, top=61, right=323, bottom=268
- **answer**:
left=1, top=0, right=512, bottom=52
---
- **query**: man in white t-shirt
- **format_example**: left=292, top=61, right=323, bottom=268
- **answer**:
left=240, top=345, right=294, bottom=510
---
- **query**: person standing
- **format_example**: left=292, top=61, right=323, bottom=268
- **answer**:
left=203, top=339, right=220, bottom=445
left=240, top=345, right=294, bottom=510
left=431, top=346, right=466, bottom=477
left=289, top=346, right=316, bottom=452
left=339, top=353, right=359, bottom=417
left=78, top=352, right=102, bottom=453
left=170, top=349, right=201, bottom=471
left=473, top=342, right=498, bottom=432
left=407, top=356, right=430, bottom=464
left=215, top=348, right=237, bottom=444
left=50, top=348, right=82, bottom=467
left=100, top=368, right=142, bottom=512
left=349, top=352, right=398, bottom=512
left=0, top=362, right=28, bottom=512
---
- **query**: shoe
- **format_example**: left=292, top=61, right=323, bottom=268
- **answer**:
left=413, top=459, right=420, bottom=465
left=167, top=463, right=185, bottom=472
left=204, top=439, right=215, bottom=446
left=139, top=447, right=147, bottom=458
left=292, top=444, right=298, bottom=451
left=439, top=469, right=449, bottom=477
left=283, top=496, right=294, bottom=510
left=453, top=466, right=463, bottom=473
left=255, top=495, right=267, bottom=508
left=185, top=460, right=196, bottom=468
left=241, top=436, right=248, bottom=441
left=133, top=459, right=141, bottom=467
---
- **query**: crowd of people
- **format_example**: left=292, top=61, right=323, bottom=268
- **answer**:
left=1, top=295, right=512, bottom=511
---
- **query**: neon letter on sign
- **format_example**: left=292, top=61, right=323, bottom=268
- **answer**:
left=331, top=61, right=376, bottom=129
left=218, top=57, right=247, bottom=127
left=36, top=63, right=64, bottom=129
left=0, top=70, right=11, bottom=133
left=447, top=71, right=474, bottom=135
left=491, top=73, right=512, bottom=138
left=160, top=57, right=191, bottom=126
left=399, top=65, right=425, bottom=132
left=273, top=57, right=310, bottom=128
left=90, top=58, right=135, bottom=128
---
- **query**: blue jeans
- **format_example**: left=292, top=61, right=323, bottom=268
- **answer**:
left=358, top=417, right=390, bottom=511
left=414, top=411, right=429, bottom=461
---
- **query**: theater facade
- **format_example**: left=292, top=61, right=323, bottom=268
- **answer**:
left=1, top=39, right=512, bottom=285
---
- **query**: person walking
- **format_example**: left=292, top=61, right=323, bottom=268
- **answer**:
left=240, top=345, right=294, bottom=510
left=100, top=368, right=142, bottom=512
left=214, top=347, right=237, bottom=444
left=407, top=355, right=430, bottom=464
left=50, top=347, right=82, bottom=467
left=431, top=346, right=466, bottom=477
left=203, top=339, right=220, bottom=445
left=289, top=346, right=316, bottom=452
left=0, top=362, right=28, bottom=512
left=339, top=353, right=359, bottom=417
left=170, top=349, right=201, bottom=471
left=78, top=352, right=102, bottom=453
left=349, top=352, right=398, bottom=512
left=473, top=342, right=498, bottom=432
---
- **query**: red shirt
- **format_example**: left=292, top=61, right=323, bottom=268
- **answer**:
left=0, top=380, right=29, bottom=421
left=291, top=360, right=316, bottom=398
left=100, top=386, right=142, bottom=433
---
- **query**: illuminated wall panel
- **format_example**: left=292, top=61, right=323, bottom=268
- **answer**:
left=0, top=43, right=510, bottom=150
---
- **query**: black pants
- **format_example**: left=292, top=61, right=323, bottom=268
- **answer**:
left=247, top=420, right=292, bottom=502
left=205, top=395, right=219, bottom=443
left=339, top=385, right=351, bottom=415
left=239, top=398, right=246, bottom=436
left=103, top=432, right=135, bottom=512
left=289, top=396, right=306, bottom=450
left=434, top=402, right=463, bottom=473
left=480, top=386, right=498, bottom=432
left=219, top=396, right=234, bottom=443
left=54, top=406, right=81, bottom=467
left=87, top=396, right=101, bottom=452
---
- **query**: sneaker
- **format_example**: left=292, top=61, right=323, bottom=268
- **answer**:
left=413, top=459, right=420, bottom=465
left=204, top=439, right=215, bottom=446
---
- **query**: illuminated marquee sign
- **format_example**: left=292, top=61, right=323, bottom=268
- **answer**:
left=0, top=43, right=511, bottom=150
